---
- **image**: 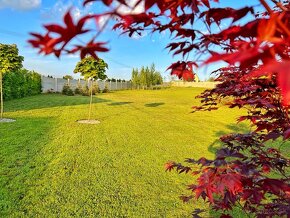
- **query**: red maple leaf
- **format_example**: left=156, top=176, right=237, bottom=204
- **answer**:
left=69, top=40, right=109, bottom=59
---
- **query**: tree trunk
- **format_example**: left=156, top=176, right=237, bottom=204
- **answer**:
left=0, top=72, right=3, bottom=119
left=88, top=79, right=93, bottom=120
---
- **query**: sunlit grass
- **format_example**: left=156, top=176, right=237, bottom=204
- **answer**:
left=0, top=88, right=249, bottom=217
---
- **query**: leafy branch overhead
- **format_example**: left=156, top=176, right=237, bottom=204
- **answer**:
left=28, top=0, right=290, bottom=105
left=28, top=0, right=290, bottom=217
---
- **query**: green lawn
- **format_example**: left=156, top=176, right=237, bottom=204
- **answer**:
left=0, top=88, right=249, bottom=217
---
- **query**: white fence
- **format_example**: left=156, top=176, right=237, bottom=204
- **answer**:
left=41, top=76, right=132, bottom=93
left=171, top=81, right=219, bottom=89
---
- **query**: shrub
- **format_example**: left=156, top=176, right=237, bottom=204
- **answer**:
left=102, top=84, right=110, bottom=93
left=3, top=69, right=41, bottom=100
left=46, top=89, right=55, bottom=93
left=91, top=82, right=100, bottom=95
left=74, top=83, right=83, bottom=95
left=81, top=85, right=89, bottom=96
left=62, top=84, right=74, bottom=96
left=81, top=82, right=100, bottom=95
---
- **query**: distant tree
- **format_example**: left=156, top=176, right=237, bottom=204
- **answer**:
left=0, top=44, right=23, bottom=119
left=131, top=68, right=139, bottom=88
left=207, top=76, right=216, bottom=82
left=63, top=75, right=73, bottom=80
left=139, top=66, right=147, bottom=89
left=148, top=64, right=155, bottom=87
left=74, top=56, right=108, bottom=120
left=131, top=64, right=163, bottom=89
left=153, top=71, right=163, bottom=85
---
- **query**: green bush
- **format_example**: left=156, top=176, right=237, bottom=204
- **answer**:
left=62, top=84, right=74, bottom=96
left=91, top=82, right=100, bottom=95
left=81, top=86, right=90, bottom=96
left=74, top=83, right=83, bottom=95
left=75, top=82, right=101, bottom=96
left=3, top=69, right=41, bottom=100
left=102, top=84, right=110, bottom=93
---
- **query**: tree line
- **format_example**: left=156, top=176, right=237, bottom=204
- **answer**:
left=131, top=64, right=163, bottom=89
left=0, top=44, right=42, bottom=119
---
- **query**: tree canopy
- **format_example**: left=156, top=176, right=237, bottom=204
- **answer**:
left=73, top=56, right=108, bottom=80
left=0, top=43, right=24, bottom=119
left=0, top=44, right=23, bottom=74
left=63, top=75, right=73, bottom=80
left=131, top=64, right=163, bottom=88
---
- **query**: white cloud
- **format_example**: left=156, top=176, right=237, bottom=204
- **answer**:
left=67, top=53, right=79, bottom=58
left=96, top=14, right=111, bottom=29
left=72, top=7, right=81, bottom=19
left=41, top=0, right=92, bottom=21
left=0, top=0, right=41, bottom=10
left=131, top=31, right=147, bottom=39
left=117, top=0, right=144, bottom=15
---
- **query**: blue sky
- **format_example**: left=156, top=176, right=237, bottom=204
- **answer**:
left=0, top=0, right=259, bottom=81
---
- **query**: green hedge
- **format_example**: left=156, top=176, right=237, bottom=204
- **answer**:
left=3, top=69, right=42, bottom=100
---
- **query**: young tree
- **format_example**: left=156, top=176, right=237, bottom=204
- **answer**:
left=132, top=64, right=163, bottom=89
left=74, top=56, right=108, bottom=121
left=63, top=75, right=73, bottom=80
left=139, top=66, right=147, bottom=89
left=29, top=0, right=289, bottom=216
left=0, top=44, right=23, bottom=120
left=131, top=68, right=139, bottom=88
left=152, top=71, right=163, bottom=86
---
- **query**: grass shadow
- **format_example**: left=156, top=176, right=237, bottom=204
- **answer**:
left=208, top=123, right=250, bottom=154
left=107, top=101, right=133, bottom=106
left=215, top=123, right=250, bottom=137
left=4, top=94, right=112, bottom=112
left=144, top=102, right=165, bottom=107
left=0, top=116, right=56, bottom=217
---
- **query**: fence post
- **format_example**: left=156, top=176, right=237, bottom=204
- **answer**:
left=41, top=75, right=44, bottom=93
left=55, top=78, right=58, bottom=92
left=116, top=81, right=118, bottom=90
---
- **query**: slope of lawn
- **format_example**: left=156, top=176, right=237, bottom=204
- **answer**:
left=0, top=87, right=250, bottom=217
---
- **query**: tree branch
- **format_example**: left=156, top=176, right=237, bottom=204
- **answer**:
left=260, top=0, right=272, bottom=14
left=260, top=0, right=290, bottom=37
left=270, top=0, right=289, bottom=11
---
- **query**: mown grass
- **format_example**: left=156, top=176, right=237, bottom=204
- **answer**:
left=0, top=88, right=251, bottom=217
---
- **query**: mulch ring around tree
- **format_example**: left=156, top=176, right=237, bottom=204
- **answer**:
left=0, top=118, right=16, bottom=123
left=76, top=119, right=100, bottom=124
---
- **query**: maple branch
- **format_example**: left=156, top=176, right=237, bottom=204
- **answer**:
left=270, top=0, right=289, bottom=11
left=260, top=0, right=272, bottom=14
left=277, top=17, right=290, bottom=38
left=260, top=0, right=290, bottom=37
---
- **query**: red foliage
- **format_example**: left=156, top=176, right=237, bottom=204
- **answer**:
left=29, top=0, right=290, bottom=217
